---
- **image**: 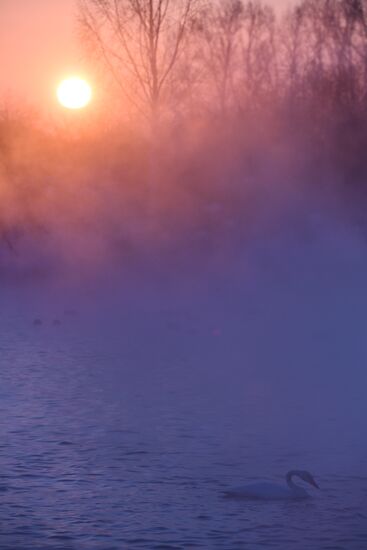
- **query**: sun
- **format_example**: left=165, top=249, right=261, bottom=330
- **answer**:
left=57, top=77, right=92, bottom=110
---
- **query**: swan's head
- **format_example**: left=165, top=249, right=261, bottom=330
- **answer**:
left=299, top=471, right=319, bottom=489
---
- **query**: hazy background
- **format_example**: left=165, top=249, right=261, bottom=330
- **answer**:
left=1, top=1, right=367, bottom=548
left=0, top=0, right=296, bottom=106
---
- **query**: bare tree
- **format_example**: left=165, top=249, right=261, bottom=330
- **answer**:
left=280, top=4, right=308, bottom=105
left=238, top=1, right=276, bottom=109
left=282, top=0, right=366, bottom=109
left=192, top=0, right=244, bottom=116
left=78, top=0, right=197, bottom=126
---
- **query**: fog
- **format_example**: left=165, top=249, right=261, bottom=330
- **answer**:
left=1, top=1, right=367, bottom=548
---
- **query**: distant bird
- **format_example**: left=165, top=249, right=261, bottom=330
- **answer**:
left=224, top=470, right=319, bottom=500
left=33, top=319, right=42, bottom=326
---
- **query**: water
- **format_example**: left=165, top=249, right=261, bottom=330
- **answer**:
left=1, top=251, right=367, bottom=549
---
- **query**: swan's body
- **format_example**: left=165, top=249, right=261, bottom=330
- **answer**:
left=225, top=470, right=319, bottom=501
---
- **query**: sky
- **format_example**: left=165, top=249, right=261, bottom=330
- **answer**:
left=0, top=0, right=80, bottom=110
left=0, top=0, right=297, bottom=110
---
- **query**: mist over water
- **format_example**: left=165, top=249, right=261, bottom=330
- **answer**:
left=2, top=197, right=367, bottom=548
left=2, top=0, right=367, bottom=547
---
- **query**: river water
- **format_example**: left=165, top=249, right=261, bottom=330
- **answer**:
left=1, top=245, right=367, bottom=549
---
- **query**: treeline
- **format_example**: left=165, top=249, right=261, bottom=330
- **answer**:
left=78, top=0, right=367, bottom=120
left=1, top=0, right=367, bottom=277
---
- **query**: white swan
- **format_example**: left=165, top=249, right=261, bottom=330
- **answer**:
left=225, top=470, right=319, bottom=500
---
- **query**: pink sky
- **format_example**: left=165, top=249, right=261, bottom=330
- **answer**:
left=0, top=0, right=297, bottom=110
left=0, top=0, right=80, bottom=110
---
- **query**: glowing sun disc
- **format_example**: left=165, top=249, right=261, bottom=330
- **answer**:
left=57, top=77, right=92, bottom=109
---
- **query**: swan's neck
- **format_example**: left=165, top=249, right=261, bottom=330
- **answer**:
left=286, top=470, right=302, bottom=490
